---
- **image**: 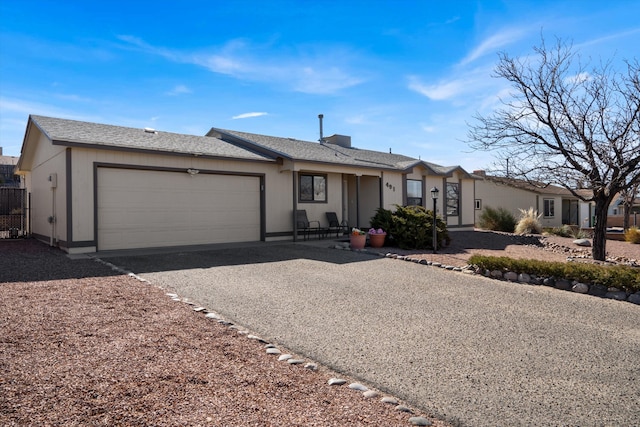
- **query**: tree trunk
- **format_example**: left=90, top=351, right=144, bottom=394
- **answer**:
left=623, top=202, right=631, bottom=230
left=592, top=197, right=609, bottom=261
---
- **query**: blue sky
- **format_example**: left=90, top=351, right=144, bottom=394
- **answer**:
left=1, top=1, right=638, bottom=171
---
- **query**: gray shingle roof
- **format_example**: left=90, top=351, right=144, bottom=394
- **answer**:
left=29, top=115, right=273, bottom=162
left=210, top=128, right=462, bottom=174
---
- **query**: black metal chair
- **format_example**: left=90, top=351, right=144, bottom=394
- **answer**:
left=295, top=210, right=321, bottom=240
left=325, top=212, right=348, bottom=238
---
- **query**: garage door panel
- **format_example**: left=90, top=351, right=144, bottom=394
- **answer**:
left=98, top=168, right=260, bottom=250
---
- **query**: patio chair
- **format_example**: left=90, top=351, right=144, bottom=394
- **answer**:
left=295, top=210, right=322, bottom=240
left=326, top=212, right=348, bottom=238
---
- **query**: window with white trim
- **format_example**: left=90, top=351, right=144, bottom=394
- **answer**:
left=544, top=198, right=555, bottom=217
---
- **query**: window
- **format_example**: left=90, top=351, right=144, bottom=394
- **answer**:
left=475, top=199, right=482, bottom=210
left=446, top=183, right=459, bottom=216
left=406, top=179, right=422, bottom=206
left=544, top=198, right=555, bottom=217
left=299, top=174, right=326, bottom=202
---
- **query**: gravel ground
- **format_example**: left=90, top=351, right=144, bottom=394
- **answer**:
left=103, top=235, right=640, bottom=427
left=2, top=232, right=638, bottom=426
left=1, top=239, right=443, bottom=426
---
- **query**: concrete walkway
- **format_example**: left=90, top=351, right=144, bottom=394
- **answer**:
left=105, top=243, right=640, bottom=426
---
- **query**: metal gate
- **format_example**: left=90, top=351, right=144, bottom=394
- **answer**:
left=0, top=188, right=28, bottom=239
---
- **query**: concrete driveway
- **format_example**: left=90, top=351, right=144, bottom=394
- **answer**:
left=103, top=242, right=640, bottom=426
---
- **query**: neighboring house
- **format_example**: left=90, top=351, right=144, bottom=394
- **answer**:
left=607, top=193, right=640, bottom=228
left=0, top=148, right=21, bottom=188
left=16, top=115, right=475, bottom=254
left=608, top=194, right=640, bottom=216
left=473, top=170, right=593, bottom=228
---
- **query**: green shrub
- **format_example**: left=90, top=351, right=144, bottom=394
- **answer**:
left=477, top=206, right=516, bottom=233
left=468, top=255, right=640, bottom=292
left=624, top=226, right=640, bottom=244
left=515, top=208, right=542, bottom=234
left=370, top=205, right=449, bottom=250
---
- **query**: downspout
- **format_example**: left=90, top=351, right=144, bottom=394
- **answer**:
left=292, top=171, right=298, bottom=242
left=49, top=173, right=57, bottom=247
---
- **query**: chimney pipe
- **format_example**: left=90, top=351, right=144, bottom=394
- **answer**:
left=318, top=114, right=324, bottom=143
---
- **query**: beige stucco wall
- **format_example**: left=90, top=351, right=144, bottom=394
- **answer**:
left=381, top=171, right=404, bottom=209
left=538, top=195, right=563, bottom=228
left=26, top=134, right=67, bottom=245
left=295, top=171, right=344, bottom=230
left=475, top=179, right=564, bottom=228
left=71, top=148, right=290, bottom=245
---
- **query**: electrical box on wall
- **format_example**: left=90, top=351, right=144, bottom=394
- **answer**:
left=49, top=173, right=57, bottom=188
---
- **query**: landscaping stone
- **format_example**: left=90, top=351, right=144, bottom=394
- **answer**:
left=503, top=271, right=518, bottom=281
left=490, top=270, right=503, bottom=279
left=518, top=273, right=531, bottom=283
left=304, top=363, right=318, bottom=370
left=381, top=396, right=398, bottom=405
left=555, top=279, right=572, bottom=291
left=409, top=416, right=432, bottom=426
left=543, top=277, right=555, bottom=287
left=588, top=284, right=608, bottom=297
left=348, top=383, right=368, bottom=391
left=628, top=293, right=640, bottom=305
left=572, top=283, right=590, bottom=294
left=573, top=238, right=592, bottom=247
left=605, top=291, right=628, bottom=301
left=327, top=378, right=346, bottom=386
left=266, top=348, right=281, bottom=355
left=278, top=354, right=293, bottom=361
left=395, top=405, right=413, bottom=413
left=363, top=390, right=378, bottom=398
left=287, top=359, right=305, bottom=365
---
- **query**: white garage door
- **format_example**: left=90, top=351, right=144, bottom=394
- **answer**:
left=97, top=168, right=261, bottom=251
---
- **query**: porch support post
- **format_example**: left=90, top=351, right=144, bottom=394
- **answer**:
left=293, top=171, right=298, bottom=242
left=379, top=172, right=384, bottom=209
left=356, top=175, right=361, bottom=228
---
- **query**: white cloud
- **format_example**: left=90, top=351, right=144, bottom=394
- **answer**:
left=232, top=112, right=268, bottom=119
left=459, top=28, right=527, bottom=66
left=408, top=76, right=466, bottom=101
left=166, top=85, right=192, bottom=96
left=116, top=36, right=365, bottom=95
left=564, top=72, right=590, bottom=84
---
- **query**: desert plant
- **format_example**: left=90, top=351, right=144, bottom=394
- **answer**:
left=624, top=226, right=640, bottom=244
left=477, top=206, right=516, bottom=233
left=546, top=224, right=589, bottom=239
left=515, top=208, right=542, bottom=234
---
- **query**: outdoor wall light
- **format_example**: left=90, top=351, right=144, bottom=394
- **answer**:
left=431, top=187, right=439, bottom=253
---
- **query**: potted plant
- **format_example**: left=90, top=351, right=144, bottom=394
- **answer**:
left=368, top=228, right=387, bottom=248
left=350, top=228, right=366, bottom=249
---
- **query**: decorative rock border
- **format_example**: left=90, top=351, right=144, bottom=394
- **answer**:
left=340, top=247, right=640, bottom=306
left=92, top=256, right=437, bottom=426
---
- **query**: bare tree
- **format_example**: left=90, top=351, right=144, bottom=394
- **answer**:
left=468, top=37, right=640, bottom=260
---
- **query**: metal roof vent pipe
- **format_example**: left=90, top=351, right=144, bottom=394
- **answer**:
left=318, top=114, right=325, bottom=143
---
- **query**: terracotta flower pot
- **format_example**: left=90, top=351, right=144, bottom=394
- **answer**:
left=350, top=234, right=366, bottom=250
left=368, top=233, right=387, bottom=248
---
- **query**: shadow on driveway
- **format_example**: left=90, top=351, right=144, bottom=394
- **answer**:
left=98, top=240, right=378, bottom=274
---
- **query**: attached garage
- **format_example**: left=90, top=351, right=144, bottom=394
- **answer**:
left=96, top=167, right=262, bottom=251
